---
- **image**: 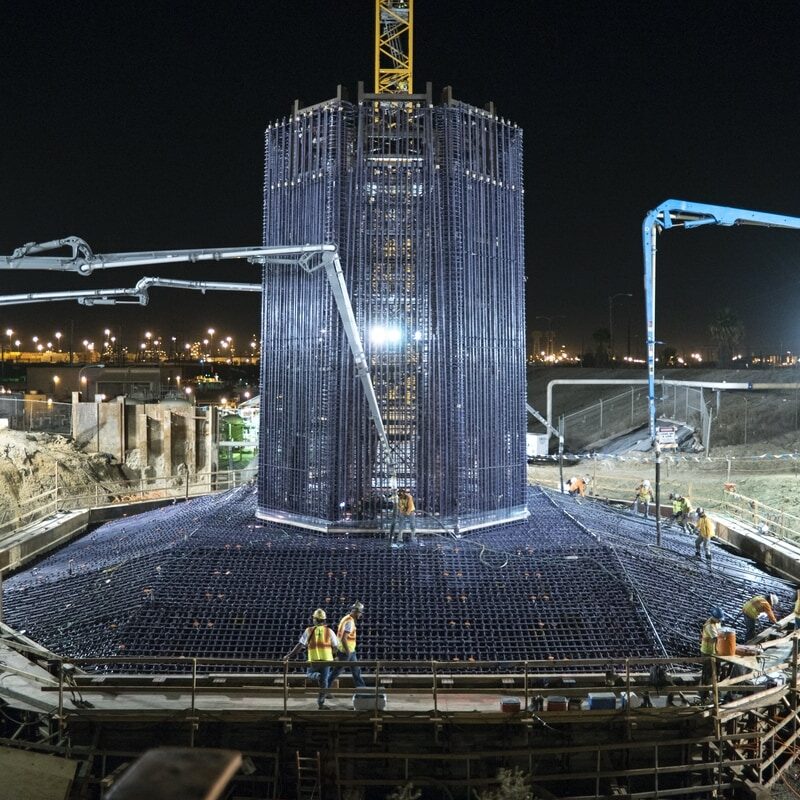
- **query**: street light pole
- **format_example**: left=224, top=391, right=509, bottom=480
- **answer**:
left=608, top=293, right=632, bottom=362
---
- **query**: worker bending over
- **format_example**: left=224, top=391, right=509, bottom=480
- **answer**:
left=634, top=480, right=653, bottom=518
left=329, top=601, right=366, bottom=689
left=566, top=476, right=586, bottom=497
left=742, top=593, right=778, bottom=642
left=699, top=607, right=725, bottom=701
left=284, top=608, right=344, bottom=709
left=694, top=508, right=714, bottom=561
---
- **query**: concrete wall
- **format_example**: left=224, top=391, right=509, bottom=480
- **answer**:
left=72, top=397, right=215, bottom=480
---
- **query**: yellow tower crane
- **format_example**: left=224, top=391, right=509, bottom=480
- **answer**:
left=374, top=0, right=413, bottom=94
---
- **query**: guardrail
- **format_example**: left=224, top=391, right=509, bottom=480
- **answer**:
left=0, top=465, right=257, bottom=539
left=26, top=652, right=777, bottom=729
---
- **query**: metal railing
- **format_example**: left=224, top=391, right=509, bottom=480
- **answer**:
left=0, top=465, right=257, bottom=539
left=720, top=490, right=800, bottom=544
left=559, top=383, right=709, bottom=451
left=0, top=396, right=72, bottom=434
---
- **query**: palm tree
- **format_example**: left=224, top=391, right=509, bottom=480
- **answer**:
left=709, top=308, right=744, bottom=365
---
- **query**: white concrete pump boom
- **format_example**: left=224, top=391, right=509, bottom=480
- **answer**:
left=642, top=198, right=800, bottom=546
left=0, top=237, right=397, bottom=482
left=0, top=276, right=261, bottom=306
left=0, top=237, right=330, bottom=275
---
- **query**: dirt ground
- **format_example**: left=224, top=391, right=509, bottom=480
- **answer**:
left=0, top=429, right=131, bottom=524
left=529, top=366, right=800, bottom=524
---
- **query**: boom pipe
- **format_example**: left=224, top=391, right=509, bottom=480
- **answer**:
left=0, top=277, right=262, bottom=307
left=642, top=199, right=800, bottom=446
left=0, top=240, right=336, bottom=276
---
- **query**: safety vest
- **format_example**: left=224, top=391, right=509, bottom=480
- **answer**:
left=305, top=625, right=334, bottom=662
left=742, top=596, right=768, bottom=620
left=672, top=499, right=682, bottom=514
left=398, top=493, right=415, bottom=515
left=700, top=619, right=719, bottom=655
left=795, top=594, right=800, bottom=619
left=696, top=516, right=714, bottom=540
left=337, top=614, right=357, bottom=653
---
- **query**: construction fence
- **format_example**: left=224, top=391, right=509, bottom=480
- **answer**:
left=558, top=383, right=709, bottom=452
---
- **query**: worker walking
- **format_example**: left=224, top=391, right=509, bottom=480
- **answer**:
left=694, top=508, right=714, bottom=561
left=284, top=608, right=343, bottom=709
left=669, top=493, right=691, bottom=531
left=699, top=607, right=725, bottom=700
left=330, top=601, right=367, bottom=689
left=634, top=480, right=653, bottom=518
left=742, top=593, right=779, bottom=642
left=390, top=488, right=418, bottom=547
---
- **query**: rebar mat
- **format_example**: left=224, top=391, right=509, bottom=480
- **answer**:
left=2, top=486, right=791, bottom=672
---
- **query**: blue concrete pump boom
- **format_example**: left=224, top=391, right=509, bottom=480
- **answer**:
left=642, top=199, right=800, bottom=544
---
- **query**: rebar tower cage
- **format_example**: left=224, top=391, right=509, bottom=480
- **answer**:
left=259, top=87, right=526, bottom=531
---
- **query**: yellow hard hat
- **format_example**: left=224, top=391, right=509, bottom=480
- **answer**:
left=312, top=608, right=326, bottom=621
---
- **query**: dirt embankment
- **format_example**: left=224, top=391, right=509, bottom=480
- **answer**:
left=0, top=429, right=132, bottom=524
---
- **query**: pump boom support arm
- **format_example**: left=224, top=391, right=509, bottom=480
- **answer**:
left=643, top=199, right=800, bottom=443
left=0, top=238, right=331, bottom=276
left=0, top=237, right=396, bottom=479
left=0, top=277, right=262, bottom=307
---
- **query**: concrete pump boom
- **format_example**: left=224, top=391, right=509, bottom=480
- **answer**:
left=0, top=238, right=396, bottom=482
left=642, top=198, right=800, bottom=545
left=0, top=277, right=261, bottom=306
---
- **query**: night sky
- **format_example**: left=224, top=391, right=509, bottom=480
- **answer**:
left=3, top=2, right=800, bottom=355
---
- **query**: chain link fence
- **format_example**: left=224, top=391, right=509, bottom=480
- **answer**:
left=0, top=396, right=72, bottom=435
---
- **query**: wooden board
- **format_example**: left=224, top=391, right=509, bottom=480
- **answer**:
left=0, top=746, right=78, bottom=800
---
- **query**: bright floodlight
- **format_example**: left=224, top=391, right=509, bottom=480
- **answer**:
left=369, top=325, right=402, bottom=346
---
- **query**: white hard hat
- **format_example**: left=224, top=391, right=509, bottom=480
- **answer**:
left=312, top=608, right=326, bottom=621
left=769, top=593, right=778, bottom=608
left=642, top=480, right=651, bottom=488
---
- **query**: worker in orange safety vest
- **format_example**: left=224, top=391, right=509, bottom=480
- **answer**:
left=284, top=608, right=343, bottom=709
left=330, top=601, right=367, bottom=689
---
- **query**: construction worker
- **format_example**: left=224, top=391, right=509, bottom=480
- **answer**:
left=795, top=589, right=800, bottom=631
left=669, top=493, right=691, bottom=530
left=694, top=508, right=714, bottom=561
left=699, top=607, right=725, bottom=699
left=284, top=608, right=343, bottom=709
left=390, top=488, right=418, bottom=547
left=330, top=601, right=366, bottom=689
left=566, top=476, right=586, bottom=497
left=742, top=593, right=779, bottom=642
left=634, top=480, right=653, bottom=518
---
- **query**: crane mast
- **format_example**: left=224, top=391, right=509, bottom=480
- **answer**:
left=374, top=0, right=413, bottom=93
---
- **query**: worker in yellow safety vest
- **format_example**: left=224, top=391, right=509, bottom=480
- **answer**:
left=699, top=607, right=724, bottom=700
left=742, top=593, right=778, bottom=642
left=330, top=601, right=367, bottom=689
left=284, top=608, right=344, bottom=709
left=634, top=480, right=653, bottom=518
left=693, top=508, right=714, bottom=561
left=669, top=493, right=691, bottom=531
